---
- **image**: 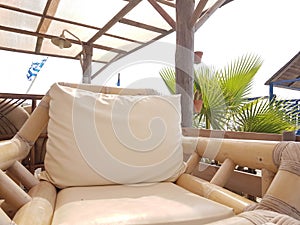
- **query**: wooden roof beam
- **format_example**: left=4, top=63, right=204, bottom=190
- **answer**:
left=87, top=0, right=142, bottom=44
left=119, top=18, right=168, bottom=34
left=195, top=0, right=227, bottom=31
left=156, top=0, right=175, bottom=8
left=148, top=0, right=176, bottom=29
left=189, top=0, right=209, bottom=28
left=35, top=0, right=61, bottom=53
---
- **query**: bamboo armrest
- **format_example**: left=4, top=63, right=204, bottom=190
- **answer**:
left=13, top=181, right=57, bottom=225
left=0, top=138, right=29, bottom=170
left=176, top=174, right=253, bottom=214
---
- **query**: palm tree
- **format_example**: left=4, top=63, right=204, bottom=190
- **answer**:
left=159, top=54, right=298, bottom=133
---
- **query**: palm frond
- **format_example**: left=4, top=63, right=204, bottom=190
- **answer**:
left=159, top=67, right=176, bottom=94
left=232, top=98, right=297, bottom=133
left=218, top=54, right=263, bottom=108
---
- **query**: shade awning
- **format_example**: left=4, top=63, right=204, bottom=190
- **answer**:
left=265, top=51, right=300, bottom=91
left=0, top=0, right=232, bottom=80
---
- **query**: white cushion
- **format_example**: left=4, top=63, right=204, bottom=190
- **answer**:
left=41, top=83, right=186, bottom=188
left=52, top=182, right=234, bottom=225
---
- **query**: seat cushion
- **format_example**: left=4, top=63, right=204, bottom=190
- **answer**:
left=52, top=182, right=234, bottom=225
left=41, top=83, right=186, bottom=188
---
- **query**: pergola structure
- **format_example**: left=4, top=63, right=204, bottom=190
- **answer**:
left=0, top=0, right=233, bottom=127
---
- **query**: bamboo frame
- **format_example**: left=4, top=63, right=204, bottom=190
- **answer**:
left=1, top=84, right=299, bottom=224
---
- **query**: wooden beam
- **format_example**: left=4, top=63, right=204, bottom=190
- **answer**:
left=37, top=0, right=60, bottom=33
left=189, top=0, right=209, bottom=28
left=35, top=0, right=60, bottom=53
left=175, top=0, right=194, bottom=127
left=156, top=0, right=176, bottom=8
left=195, top=0, right=226, bottom=32
left=88, top=0, right=142, bottom=44
left=148, top=0, right=176, bottom=29
left=119, top=18, right=168, bottom=33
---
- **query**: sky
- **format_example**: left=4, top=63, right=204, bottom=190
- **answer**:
left=0, top=0, right=299, bottom=99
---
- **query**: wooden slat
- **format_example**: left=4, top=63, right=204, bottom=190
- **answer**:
left=189, top=0, right=209, bottom=28
left=148, top=0, right=176, bottom=29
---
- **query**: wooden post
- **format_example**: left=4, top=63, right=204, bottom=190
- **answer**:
left=82, top=44, right=93, bottom=84
left=175, top=0, right=195, bottom=127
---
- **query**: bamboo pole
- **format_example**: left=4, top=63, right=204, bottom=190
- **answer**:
left=18, top=95, right=50, bottom=144
left=177, top=174, right=253, bottom=214
left=6, top=161, right=39, bottom=190
left=0, top=139, right=27, bottom=170
left=210, top=158, right=236, bottom=187
left=0, top=169, right=31, bottom=210
left=196, top=137, right=278, bottom=173
left=13, top=181, right=57, bottom=225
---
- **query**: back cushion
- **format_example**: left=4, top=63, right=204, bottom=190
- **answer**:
left=40, top=83, right=186, bottom=188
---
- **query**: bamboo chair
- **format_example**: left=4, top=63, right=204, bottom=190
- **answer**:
left=0, top=82, right=299, bottom=225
